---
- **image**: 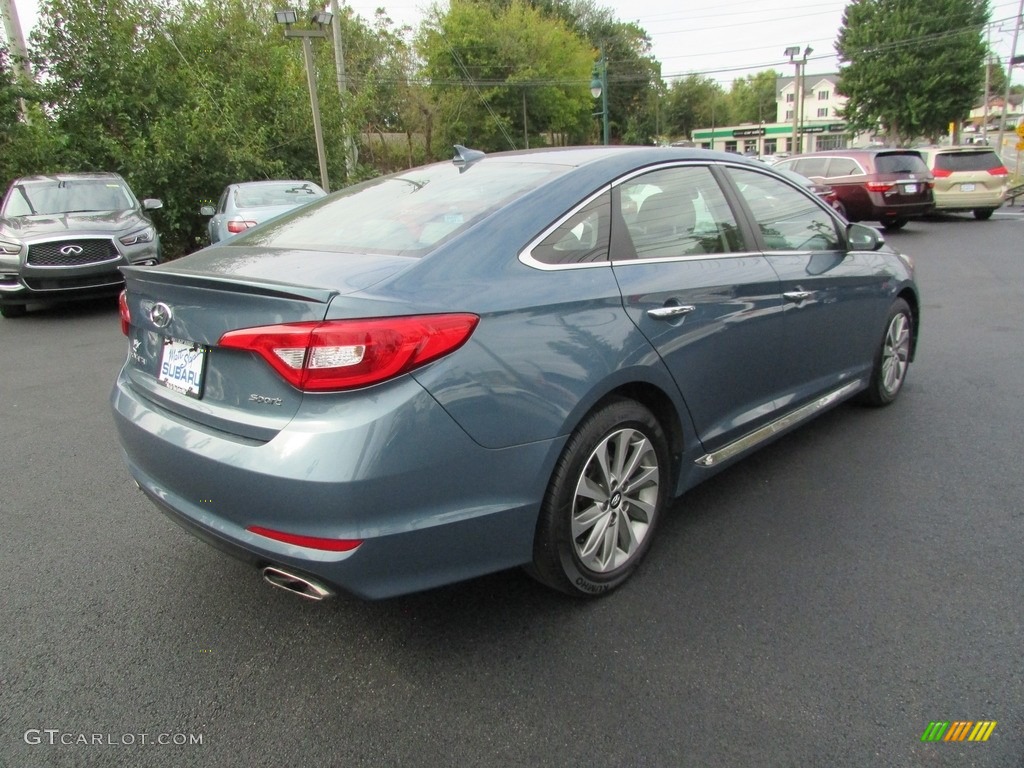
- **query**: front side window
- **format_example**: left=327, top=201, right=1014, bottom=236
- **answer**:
left=728, top=167, right=841, bottom=252
left=619, top=165, right=742, bottom=260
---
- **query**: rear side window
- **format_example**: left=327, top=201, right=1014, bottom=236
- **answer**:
left=934, top=151, right=1004, bottom=172
left=826, top=157, right=862, bottom=177
left=792, top=157, right=829, bottom=177
left=875, top=153, right=928, bottom=174
left=530, top=192, right=610, bottom=265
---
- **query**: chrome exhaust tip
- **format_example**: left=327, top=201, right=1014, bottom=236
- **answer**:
left=261, top=566, right=334, bottom=601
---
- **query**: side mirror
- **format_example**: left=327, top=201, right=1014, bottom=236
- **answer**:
left=847, top=222, right=884, bottom=251
left=142, top=198, right=163, bottom=210
left=199, top=205, right=215, bottom=217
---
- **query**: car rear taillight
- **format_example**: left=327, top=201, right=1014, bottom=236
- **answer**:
left=987, top=166, right=1008, bottom=176
left=226, top=220, right=257, bottom=234
left=219, top=314, right=479, bottom=391
left=866, top=181, right=894, bottom=192
left=119, top=290, right=130, bottom=336
left=247, top=525, right=362, bottom=552
left=932, top=168, right=952, bottom=178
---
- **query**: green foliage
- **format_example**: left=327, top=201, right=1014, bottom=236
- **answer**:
left=727, top=70, right=779, bottom=125
left=663, top=74, right=729, bottom=140
left=418, top=0, right=598, bottom=152
left=836, top=0, right=988, bottom=143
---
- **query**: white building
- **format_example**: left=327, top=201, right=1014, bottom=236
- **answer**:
left=692, top=73, right=855, bottom=155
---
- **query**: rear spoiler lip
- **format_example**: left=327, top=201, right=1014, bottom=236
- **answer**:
left=120, top=265, right=338, bottom=305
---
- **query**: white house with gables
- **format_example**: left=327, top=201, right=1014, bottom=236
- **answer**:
left=692, top=73, right=856, bottom=155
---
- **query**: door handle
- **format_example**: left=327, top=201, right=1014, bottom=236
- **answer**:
left=647, top=305, right=696, bottom=319
left=783, top=291, right=814, bottom=303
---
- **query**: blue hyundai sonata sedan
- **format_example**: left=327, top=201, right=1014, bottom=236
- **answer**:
left=111, top=145, right=919, bottom=600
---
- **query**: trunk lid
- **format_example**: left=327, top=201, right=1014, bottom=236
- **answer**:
left=119, top=247, right=413, bottom=441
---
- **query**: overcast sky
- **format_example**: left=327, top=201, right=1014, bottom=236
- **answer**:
left=7, top=0, right=1024, bottom=88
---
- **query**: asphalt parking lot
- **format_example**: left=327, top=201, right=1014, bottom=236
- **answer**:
left=1, top=212, right=1022, bottom=767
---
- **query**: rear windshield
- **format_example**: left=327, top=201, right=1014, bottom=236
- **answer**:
left=874, top=152, right=928, bottom=174
left=934, top=151, right=1003, bottom=172
left=239, top=161, right=564, bottom=255
left=233, top=182, right=324, bottom=208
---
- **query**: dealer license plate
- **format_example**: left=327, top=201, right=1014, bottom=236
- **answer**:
left=960, top=183, right=976, bottom=192
left=902, top=183, right=918, bottom=194
left=158, top=338, right=207, bottom=398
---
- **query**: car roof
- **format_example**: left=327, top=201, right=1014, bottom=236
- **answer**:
left=914, top=145, right=999, bottom=154
left=786, top=148, right=922, bottom=157
left=11, top=171, right=126, bottom=184
left=443, top=144, right=759, bottom=169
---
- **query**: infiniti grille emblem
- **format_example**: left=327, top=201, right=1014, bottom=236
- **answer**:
left=149, top=302, right=172, bottom=328
left=60, top=245, right=84, bottom=255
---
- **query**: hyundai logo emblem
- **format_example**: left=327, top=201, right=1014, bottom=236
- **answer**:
left=60, top=245, right=84, bottom=256
left=149, top=302, right=172, bottom=328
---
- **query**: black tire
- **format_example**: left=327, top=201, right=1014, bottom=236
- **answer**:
left=973, top=208, right=995, bottom=221
left=528, top=398, right=670, bottom=597
left=879, top=216, right=907, bottom=231
left=832, top=200, right=847, bottom=220
left=0, top=303, right=27, bottom=318
left=859, top=298, right=913, bottom=407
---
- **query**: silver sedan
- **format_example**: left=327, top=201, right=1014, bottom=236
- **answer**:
left=201, top=180, right=325, bottom=243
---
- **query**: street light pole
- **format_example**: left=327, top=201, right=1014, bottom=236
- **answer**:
left=995, top=0, right=1023, bottom=156
left=785, top=47, right=800, bottom=153
left=590, top=48, right=609, bottom=146
left=276, top=9, right=331, bottom=193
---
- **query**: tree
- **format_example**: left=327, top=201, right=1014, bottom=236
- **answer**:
left=529, top=0, right=662, bottom=144
left=418, top=0, right=595, bottom=153
left=835, top=0, right=988, bottom=144
left=727, top=70, right=779, bottom=125
left=662, top=74, right=728, bottom=140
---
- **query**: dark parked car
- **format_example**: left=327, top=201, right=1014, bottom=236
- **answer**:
left=0, top=172, right=162, bottom=318
left=201, top=180, right=326, bottom=244
left=774, top=148, right=934, bottom=230
left=112, top=146, right=919, bottom=601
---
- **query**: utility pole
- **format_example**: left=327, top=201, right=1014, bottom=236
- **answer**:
left=786, top=47, right=812, bottom=153
left=1, top=0, right=34, bottom=121
left=996, top=0, right=1023, bottom=156
left=982, top=23, right=993, bottom=142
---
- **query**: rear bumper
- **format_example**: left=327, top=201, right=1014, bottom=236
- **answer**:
left=111, top=367, right=557, bottom=599
left=863, top=195, right=934, bottom=220
left=932, top=190, right=1006, bottom=211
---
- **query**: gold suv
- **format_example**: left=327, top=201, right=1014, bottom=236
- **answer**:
left=916, top=146, right=1008, bottom=220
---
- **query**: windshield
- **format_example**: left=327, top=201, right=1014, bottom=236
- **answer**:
left=238, top=161, right=564, bottom=255
left=2, top=179, right=137, bottom=217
